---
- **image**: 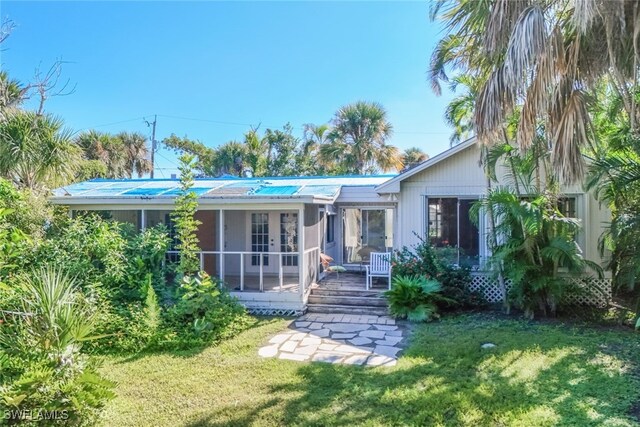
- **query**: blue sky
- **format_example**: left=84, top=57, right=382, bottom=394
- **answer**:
left=2, top=1, right=457, bottom=177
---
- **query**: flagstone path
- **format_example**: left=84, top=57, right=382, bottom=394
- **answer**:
left=258, top=313, right=406, bottom=367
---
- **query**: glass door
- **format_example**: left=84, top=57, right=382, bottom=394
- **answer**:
left=343, top=208, right=394, bottom=264
left=247, top=211, right=298, bottom=274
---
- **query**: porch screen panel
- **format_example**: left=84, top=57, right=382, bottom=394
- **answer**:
left=343, top=208, right=362, bottom=263
left=280, top=213, right=298, bottom=266
left=251, top=213, right=269, bottom=266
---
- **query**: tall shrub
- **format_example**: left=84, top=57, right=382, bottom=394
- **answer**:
left=472, top=188, right=603, bottom=318
left=171, top=154, right=201, bottom=276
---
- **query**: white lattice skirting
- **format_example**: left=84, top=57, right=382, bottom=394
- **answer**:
left=470, top=273, right=612, bottom=307
left=246, top=307, right=304, bottom=317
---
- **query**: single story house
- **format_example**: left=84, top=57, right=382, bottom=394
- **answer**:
left=51, top=138, right=612, bottom=313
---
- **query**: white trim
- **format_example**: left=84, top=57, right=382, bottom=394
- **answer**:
left=49, top=195, right=335, bottom=206
left=375, top=137, right=477, bottom=194
left=298, top=206, right=305, bottom=297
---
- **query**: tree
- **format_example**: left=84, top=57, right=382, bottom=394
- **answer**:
left=444, top=74, right=478, bottom=146
left=76, top=131, right=151, bottom=179
left=299, top=123, right=331, bottom=175
left=171, top=154, right=201, bottom=276
left=264, top=125, right=300, bottom=176
left=320, top=101, right=402, bottom=174
left=163, top=134, right=217, bottom=176
left=118, top=132, right=152, bottom=178
left=402, top=147, right=429, bottom=171
left=430, top=0, right=640, bottom=183
left=0, top=111, right=80, bottom=189
left=0, top=71, right=27, bottom=117
left=76, top=131, right=127, bottom=179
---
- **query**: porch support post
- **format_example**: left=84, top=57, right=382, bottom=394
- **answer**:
left=219, top=209, right=225, bottom=281
left=298, top=205, right=305, bottom=297
left=140, top=209, right=146, bottom=231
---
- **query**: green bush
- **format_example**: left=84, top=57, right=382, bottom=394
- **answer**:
left=392, top=238, right=485, bottom=310
left=165, top=272, right=252, bottom=349
left=32, top=214, right=128, bottom=291
left=385, top=275, right=445, bottom=321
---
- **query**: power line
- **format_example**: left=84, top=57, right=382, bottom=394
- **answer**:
left=75, top=116, right=148, bottom=132
left=157, top=113, right=450, bottom=135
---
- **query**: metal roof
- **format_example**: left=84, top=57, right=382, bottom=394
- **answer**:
left=51, top=175, right=395, bottom=205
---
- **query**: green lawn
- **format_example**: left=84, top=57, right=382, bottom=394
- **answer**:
left=98, top=313, right=640, bottom=426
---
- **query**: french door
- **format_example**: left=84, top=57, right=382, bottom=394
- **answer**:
left=246, top=211, right=298, bottom=274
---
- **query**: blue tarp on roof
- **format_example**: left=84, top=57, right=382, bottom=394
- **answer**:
left=52, top=175, right=395, bottom=201
left=252, top=185, right=300, bottom=196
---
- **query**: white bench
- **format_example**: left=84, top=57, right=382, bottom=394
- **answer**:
left=365, top=252, right=392, bottom=290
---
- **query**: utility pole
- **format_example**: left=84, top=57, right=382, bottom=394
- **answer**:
left=145, top=115, right=157, bottom=179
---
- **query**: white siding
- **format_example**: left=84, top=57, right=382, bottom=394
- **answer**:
left=390, top=141, right=611, bottom=269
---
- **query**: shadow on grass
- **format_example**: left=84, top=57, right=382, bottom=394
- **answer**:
left=185, top=314, right=640, bottom=426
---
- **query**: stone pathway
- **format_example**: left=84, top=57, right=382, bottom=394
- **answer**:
left=258, top=313, right=405, bottom=367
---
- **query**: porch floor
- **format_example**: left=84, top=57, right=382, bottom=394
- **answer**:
left=318, top=272, right=390, bottom=291
left=225, top=274, right=300, bottom=293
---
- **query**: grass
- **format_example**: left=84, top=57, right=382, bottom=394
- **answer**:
left=98, top=313, right=640, bottom=426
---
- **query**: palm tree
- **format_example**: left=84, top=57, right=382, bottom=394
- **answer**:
left=320, top=101, right=402, bottom=174
left=0, top=71, right=27, bottom=117
left=402, top=147, right=429, bottom=171
left=300, top=123, right=331, bottom=174
left=444, top=74, right=478, bottom=146
left=0, top=111, right=80, bottom=189
left=212, top=141, right=248, bottom=176
left=76, top=131, right=127, bottom=178
left=471, top=187, right=602, bottom=318
left=430, top=0, right=640, bottom=183
left=117, top=132, right=152, bottom=178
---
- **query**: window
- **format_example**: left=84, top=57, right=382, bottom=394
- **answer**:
left=426, top=197, right=479, bottom=266
left=326, top=215, right=335, bottom=243
left=280, top=213, right=298, bottom=266
left=251, top=213, right=269, bottom=266
left=558, top=197, right=577, bottom=218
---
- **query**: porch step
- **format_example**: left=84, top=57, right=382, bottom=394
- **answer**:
left=309, top=287, right=384, bottom=298
left=307, top=294, right=388, bottom=307
left=306, top=303, right=389, bottom=316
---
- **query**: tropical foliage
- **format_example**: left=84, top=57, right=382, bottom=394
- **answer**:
left=0, top=267, right=116, bottom=425
left=164, top=102, right=406, bottom=177
left=171, top=154, right=202, bottom=276
left=392, top=238, right=484, bottom=310
left=385, top=275, right=444, bottom=322
left=472, top=188, right=603, bottom=318
left=430, top=0, right=640, bottom=183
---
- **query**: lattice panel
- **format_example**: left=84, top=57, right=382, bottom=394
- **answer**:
left=246, top=307, right=303, bottom=317
left=470, top=274, right=511, bottom=303
left=470, top=273, right=612, bottom=307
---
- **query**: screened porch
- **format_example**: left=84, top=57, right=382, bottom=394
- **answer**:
left=101, top=204, right=323, bottom=299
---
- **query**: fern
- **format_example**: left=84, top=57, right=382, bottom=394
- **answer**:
left=385, top=275, right=443, bottom=322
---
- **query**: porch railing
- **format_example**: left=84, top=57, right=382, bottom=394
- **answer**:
left=166, top=249, right=320, bottom=294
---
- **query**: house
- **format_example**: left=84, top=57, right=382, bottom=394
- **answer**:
left=50, top=138, right=612, bottom=314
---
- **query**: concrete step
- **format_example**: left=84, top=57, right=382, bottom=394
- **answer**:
left=307, top=294, right=388, bottom=307
left=310, top=287, right=384, bottom=298
left=306, top=303, right=389, bottom=316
